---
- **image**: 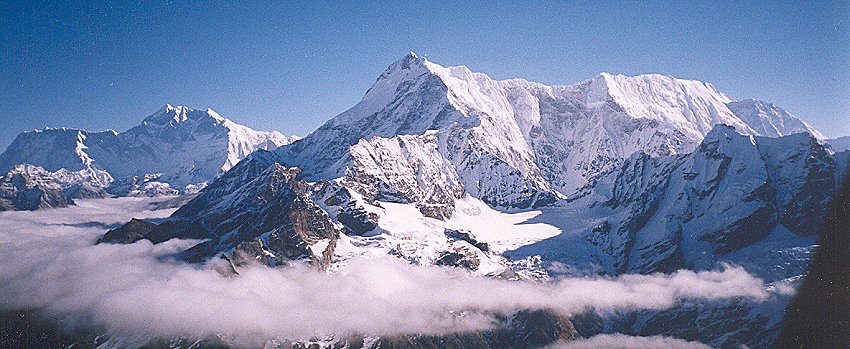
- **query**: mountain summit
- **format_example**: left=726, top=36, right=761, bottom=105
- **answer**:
left=274, top=53, right=823, bottom=214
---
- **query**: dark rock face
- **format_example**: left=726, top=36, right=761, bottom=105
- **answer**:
left=0, top=309, right=104, bottom=349
left=127, top=164, right=342, bottom=270
left=172, top=149, right=281, bottom=219
left=499, top=309, right=580, bottom=347
left=146, top=193, right=199, bottom=211
left=0, top=164, right=74, bottom=211
left=415, top=202, right=456, bottom=220
left=224, top=240, right=273, bottom=268
left=320, top=185, right=379, bottom=235
left=335, top=207, right=377, bottom=235
left=639, top=302, right=773, bottom=348
left=777, top=173, right=850, bottom=348
left=430, top=229, right=497, bottom=272
left=445, top=229, right=490, bottom=253
left=376, top=332, right=490, bottom=349
left=435, top=248, right=481, bottom=271
left=699, top=204, right=776, bottom=255
left=98, top=218, right=159, bottom=244
left=0, top=309, right=232, bottom=349
left=758, top=134, right=836, bottom=237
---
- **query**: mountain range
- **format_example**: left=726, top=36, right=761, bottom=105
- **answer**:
left=2, top=53, right=844, bottom=348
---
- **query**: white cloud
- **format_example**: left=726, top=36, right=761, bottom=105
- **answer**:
left=0, top=198, right=770, bottom=345
left=547, top=334, right=712, bottom=349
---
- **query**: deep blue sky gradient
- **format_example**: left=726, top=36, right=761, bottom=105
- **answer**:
left=2, top=1, right=848, bottom=149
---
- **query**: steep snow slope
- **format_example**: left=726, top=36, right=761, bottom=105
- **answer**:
left=275, top=53, right=823, bottom=212
left=0, top=105, right=296, bottom=192
left=592, top=73, right=749, bottom=138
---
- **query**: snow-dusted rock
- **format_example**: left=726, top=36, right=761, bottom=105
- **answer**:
left=0, top=164, right=74, bottom=211
left=106, top=174, right=179, bottom=197
left=542, top=125, right=837, bottom=275
left=147, top=164, right=342, bottom=270
left=336, top=132, right=464, bottom=218
left=508, top=126, right=837, bottom=347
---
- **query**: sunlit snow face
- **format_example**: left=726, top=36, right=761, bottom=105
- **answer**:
left=0, top=198, right=772, bottom=345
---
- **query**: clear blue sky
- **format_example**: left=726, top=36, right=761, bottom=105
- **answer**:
left=1, top=1, right=847, bottom=149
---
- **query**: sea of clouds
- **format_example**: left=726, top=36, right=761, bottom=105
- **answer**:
left=0, top=198, right=774, bottom=347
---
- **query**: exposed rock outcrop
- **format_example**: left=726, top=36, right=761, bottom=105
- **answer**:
left=98, top=218, right=159, bottom=244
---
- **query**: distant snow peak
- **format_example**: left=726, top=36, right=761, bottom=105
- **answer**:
left=0, top=105, right=297, bottom=194
left=143, top=104, right=225, bottom=127
left=727, top=99, right=825, bottom=140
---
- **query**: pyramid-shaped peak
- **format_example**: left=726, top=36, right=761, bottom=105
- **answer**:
left=377, top=52, right=431, bottom=77
left=143, top=105, right=224, bottom=126
left=399, top=51, right=425, bottom=65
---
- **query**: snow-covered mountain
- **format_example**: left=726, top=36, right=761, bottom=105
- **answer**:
left=274, top=53, right=823, bottom=216
left=111, top=53, right=832, bottom=274
left=0, top=105, right=298, bottom=193
left=105, top=127, right=839, bottom=348
left=87, top=54, right=836, bottom=348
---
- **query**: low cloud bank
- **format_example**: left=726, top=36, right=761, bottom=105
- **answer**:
left=0, top=198, right=770, bottom=344
left=547, top=334, right=712, bottom=349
